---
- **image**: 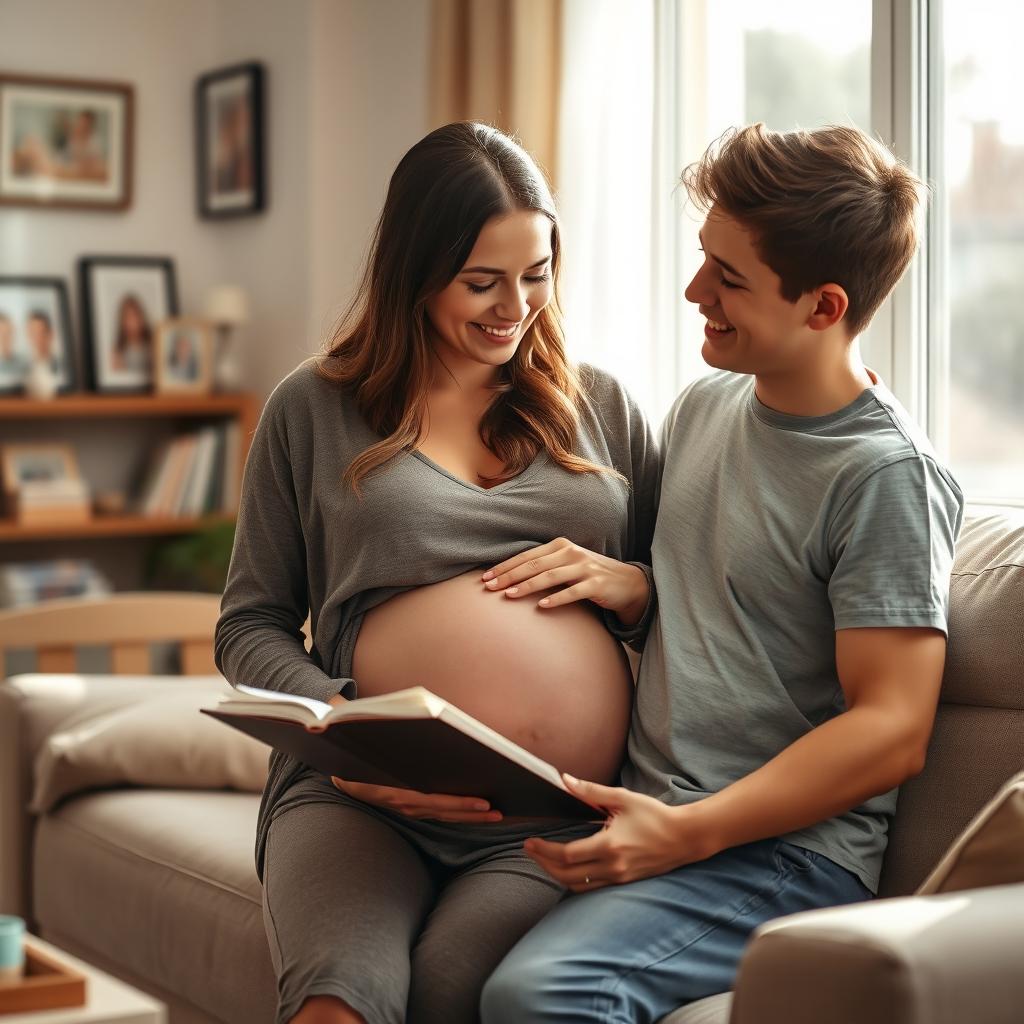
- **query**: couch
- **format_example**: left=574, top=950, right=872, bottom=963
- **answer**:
left=1, top=512, right=1022, bottom=1024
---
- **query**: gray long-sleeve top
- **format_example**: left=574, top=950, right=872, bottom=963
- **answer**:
left=215, top=358, right=660, bottom=878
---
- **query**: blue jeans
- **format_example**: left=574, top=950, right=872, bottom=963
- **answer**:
left=480, top=838, right=870, bottom=1024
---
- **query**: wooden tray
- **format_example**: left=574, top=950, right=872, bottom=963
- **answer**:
left=0, top=939, right=87, bottom=1015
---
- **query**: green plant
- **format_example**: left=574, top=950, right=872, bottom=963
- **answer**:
left=146, top=520, right=236, bottom=593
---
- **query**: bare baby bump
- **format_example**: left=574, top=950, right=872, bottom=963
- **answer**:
left=352, top=569, right=634, bottom=785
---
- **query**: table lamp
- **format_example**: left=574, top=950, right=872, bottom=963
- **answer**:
left=203, top=285, right=250, bottom=392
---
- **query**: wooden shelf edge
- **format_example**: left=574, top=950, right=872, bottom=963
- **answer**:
left=0, top=392, right=258, bottom=419
left=0, top=513, right=236, bottom=542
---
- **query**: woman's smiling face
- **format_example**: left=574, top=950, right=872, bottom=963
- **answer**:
left=424, top=210, right=554, bottom=377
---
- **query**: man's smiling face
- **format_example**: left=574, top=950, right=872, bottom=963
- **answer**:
left=684, top=207, right=820, bottom=377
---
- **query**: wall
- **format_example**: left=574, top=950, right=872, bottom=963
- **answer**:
left=0, top=0, right=225, bottom=370
left=0, top=0, right=429, bottom=591
left=0, top=0, right=431, bottom=402
left=308, top=0, right=433, bottom=375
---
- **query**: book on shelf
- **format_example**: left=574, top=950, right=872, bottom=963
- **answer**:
left=8, top=479, right=91, bottom=524
left=134, top=438, right=171, bottom=516
left=0, top=559, right=112, bottom=607
left=182, top=426, right=218, bottom=518
left=15, top=479, right=90, bottom=507
left=163, top=434, right=197, bottom=517
left=177, top=431, right=208, bottom=517
left=202, top=685, right=605, bottom=821
left=135, top=423, right=237, bottom=520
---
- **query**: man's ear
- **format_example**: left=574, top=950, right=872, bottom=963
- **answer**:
left=806, top=284, right=849, bottom=331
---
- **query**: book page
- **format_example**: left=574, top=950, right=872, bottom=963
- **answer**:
left=234, top=683, right=330, bottom=720
left=324, top=686, right=442, bottom=722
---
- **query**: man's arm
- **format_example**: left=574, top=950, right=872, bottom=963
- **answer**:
left=689, top=626, right=946, bottom=855
left=525, top=626, right=946, bottom=890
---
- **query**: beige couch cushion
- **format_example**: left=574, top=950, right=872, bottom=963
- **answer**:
left=32, top=789, right=275, bottom=1024
left=917, top=771, right=1024, bottom=895
left=31, top=682, right=269, bottom=813
left=658, top=993, right=732, bottom=1024
left=879, top=511, right=1024, bottom=896
left=937, top=512, right=1024, bottom=710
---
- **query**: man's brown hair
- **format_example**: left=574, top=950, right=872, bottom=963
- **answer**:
left=682, top=123, right=926, bottom=335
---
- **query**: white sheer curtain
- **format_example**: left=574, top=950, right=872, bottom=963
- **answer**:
left=556, top=0, right=658, bottom=417
left=556, top=0, right=714, bottom=426
left=556, top=1, right=875, bottom=427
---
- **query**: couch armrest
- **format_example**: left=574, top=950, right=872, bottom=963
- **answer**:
left=0, top=672, right=221, bottom=921
left=730, top=883, right=1024, bottom=1024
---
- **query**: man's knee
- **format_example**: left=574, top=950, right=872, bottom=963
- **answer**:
left=480, top=954, right=562, bottom=1024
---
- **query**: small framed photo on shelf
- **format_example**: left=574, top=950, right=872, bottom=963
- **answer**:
left=78, top=255, right=178, bottom=393
left=1, top=442, right=90, bottom=525
left=2, top=442, right=79, bottom=490
left=195, top=61, right=265, bottom=219
left=0, top=277, right=76, bottom=395
left=154, top=317, right=214, bottom=394
left=0, top=72, right=133, bottom=211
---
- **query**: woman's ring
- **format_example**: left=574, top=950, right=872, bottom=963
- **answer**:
left=584, top=875, right=591, bottom=885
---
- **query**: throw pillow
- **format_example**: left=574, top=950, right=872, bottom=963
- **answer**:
left=916, top=771, right=1024, bottom=894
left=31, top=683, right=269, bottom=812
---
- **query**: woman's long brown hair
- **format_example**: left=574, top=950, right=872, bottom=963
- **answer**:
left=316, top=121, right=616, bottom=493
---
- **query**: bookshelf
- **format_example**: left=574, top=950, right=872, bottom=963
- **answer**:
left=0, top=392, right=258, bottom=591
left=0, top=393, right=258, bottom=422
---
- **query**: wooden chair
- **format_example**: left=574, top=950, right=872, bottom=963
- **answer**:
left=0, top=593, right=222, bottom=678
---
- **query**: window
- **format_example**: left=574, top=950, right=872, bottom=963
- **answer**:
left=559, top=0, right=872, bottom=424
left=933, top=0, right=1024, bottom=501
left=560, top=1, right=1022, bottom=501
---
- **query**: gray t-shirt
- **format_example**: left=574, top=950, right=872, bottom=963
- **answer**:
left=622, top=370, right=963, bottom=892
left=215, top=358, right=660, bottom=878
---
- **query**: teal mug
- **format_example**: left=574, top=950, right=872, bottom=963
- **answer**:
left=0, top=916, right=25, bottom=984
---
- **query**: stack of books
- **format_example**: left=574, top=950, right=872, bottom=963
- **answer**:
left=10, top=478, right=91, bottom=525
left=134, top=422, right=242, bottom=519
left=0, top=559, right=112, bottom=608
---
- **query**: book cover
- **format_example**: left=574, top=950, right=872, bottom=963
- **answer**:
left=202, top=685, right=604, bottom=821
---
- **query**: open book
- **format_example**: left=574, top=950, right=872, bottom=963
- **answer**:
left=201, top=684, right=604, bottom=820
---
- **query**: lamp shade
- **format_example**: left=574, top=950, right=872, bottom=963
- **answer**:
left=204, top=285, right=250, bottom=325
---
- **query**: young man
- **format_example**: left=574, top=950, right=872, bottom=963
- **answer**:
left=479, top=124, right=964, bottom=1021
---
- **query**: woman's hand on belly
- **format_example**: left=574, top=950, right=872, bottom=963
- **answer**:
left=482, top=538, right=649, bottom=626
left=329, top=776, right=504, bottom=824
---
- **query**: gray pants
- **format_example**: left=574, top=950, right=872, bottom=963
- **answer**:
left=262, top=772, right=592, bottom=1024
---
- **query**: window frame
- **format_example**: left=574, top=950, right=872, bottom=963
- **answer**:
left=872, top=0, right=1021, bottom=506
left=868, top=0, right=935, bottom=441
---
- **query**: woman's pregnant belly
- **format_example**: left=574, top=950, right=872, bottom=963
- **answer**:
left=352, top=569, right=634, bottom=785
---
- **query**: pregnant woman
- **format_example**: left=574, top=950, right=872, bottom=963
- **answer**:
left=215, top=121, right=659, bottom=1024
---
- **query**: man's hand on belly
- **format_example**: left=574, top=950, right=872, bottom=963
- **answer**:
left=329, top=777, right=505, bottom=824
left=523, top=774, right=714, bottom=891
left=482, top=538, right=649, bottom=624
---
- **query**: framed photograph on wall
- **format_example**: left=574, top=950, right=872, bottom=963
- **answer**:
left=78, top=256, right=178, bottom=393
left=154, top=317, right=214, bottom=395
left=195, top=61, right=265, bottom=219
left=0, top=276, right=76, bottom=394
left=0, top=72, right=133, bottom=211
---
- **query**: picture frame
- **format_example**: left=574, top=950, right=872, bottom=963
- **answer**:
left=154, top=317, right=214, bottom=395
left=1, top=442, right=80, bottom=495
left=0, top=276, right=76, bottom=395
left=195, top=61, right=266, bottom=219
left=78, top=255, right=178, bottom=393
left=0, top=72, right=133, bottom=211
